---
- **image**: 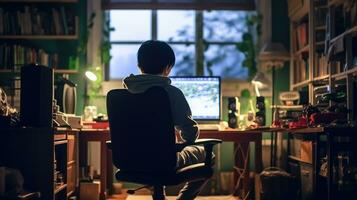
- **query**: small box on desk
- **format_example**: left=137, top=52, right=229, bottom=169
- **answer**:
left=82, top=121, right=109, bottom=129
left=79, top=181, right=100, bottom=200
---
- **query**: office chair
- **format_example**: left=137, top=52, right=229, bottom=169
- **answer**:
left=106, top=86, right=221, bottom=200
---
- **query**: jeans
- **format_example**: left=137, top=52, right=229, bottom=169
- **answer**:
left=176, top=145, right=212, bottom=200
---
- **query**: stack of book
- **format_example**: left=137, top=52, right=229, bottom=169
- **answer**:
left=0, top=44, right=58, bottom=70
left=0, top=5, right=76, bottom=36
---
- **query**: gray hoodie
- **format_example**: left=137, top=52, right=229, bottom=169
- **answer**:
left=123, top=74, right=199, bottom=143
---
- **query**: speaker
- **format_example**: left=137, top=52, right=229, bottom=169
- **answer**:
left=228, top=97, right=240, bottom=128
left=255, top=96, right=265, bottom=126
left=20, top=64, right=53, bottom=127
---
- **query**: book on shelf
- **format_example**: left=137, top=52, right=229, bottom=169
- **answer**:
left=295, top=22, right=309, bottom=50
left=0, top=5, right=76, bottom=36
left=314, top=6, right=327, bottom=27
left=294, top=57, right=309, bottom=83
left=316, top=30, right=326, bottom=43
left=0, top=44, right=59, bottom=70
left=314, top=53, right=328, bottom=77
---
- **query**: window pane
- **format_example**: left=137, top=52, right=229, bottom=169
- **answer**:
left=109, top=45, right=140, bottom=79
left=204, top=44, right=248, bottom=79
left=158, top=10, right=195, bottom=41
left=170, top=44, right=195, bottom=76
left=203, top=10, right=253, bottom=41
left=110, top=10, right=151, bottom=41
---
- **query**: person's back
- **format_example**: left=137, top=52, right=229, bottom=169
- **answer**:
left=122, top=40, right=211, bottom=200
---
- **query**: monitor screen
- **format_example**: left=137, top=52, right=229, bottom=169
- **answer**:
left=170, top=76, right=221, bottom=121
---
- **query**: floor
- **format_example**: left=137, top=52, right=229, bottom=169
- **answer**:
left=107, top=189, right=239, bottom=200
left=108, top=195, right=239, bottom=200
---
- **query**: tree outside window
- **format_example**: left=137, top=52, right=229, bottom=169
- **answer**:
left=108, top=10, right=256, bottom=80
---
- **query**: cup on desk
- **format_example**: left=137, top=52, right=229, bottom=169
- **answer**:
left=84, top=106, right=97, bottom=122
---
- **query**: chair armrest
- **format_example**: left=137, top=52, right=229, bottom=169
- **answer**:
left=175, top=139, right=222, bottom=151
left=175, top=138, right=222, bottom=167
left=106, top=140, right=112, bottom=150
left=194, top=139, right=222, bottom=146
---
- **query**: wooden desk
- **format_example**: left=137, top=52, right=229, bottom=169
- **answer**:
left=79, top=129, right=262, bottom=199
left=79, top=129, right=112, bottom=200
left=200, top=130, right=262, bottom=198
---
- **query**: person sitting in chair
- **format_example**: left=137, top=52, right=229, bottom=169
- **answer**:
left=122, top=40, right=211, bottom=200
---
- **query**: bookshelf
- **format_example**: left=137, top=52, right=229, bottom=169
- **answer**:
left=0, top=128, right=79, bottom=200
left=327, top=0, right=357, bottom=122
left=288, top=0, right=357, bottom=110
left=0, top=0, right=79, bottom=71
left=0, top=69, right=78, bottom=74
left=288, top=0, right=312, bottom=109
left=287, top=1, right=357, bottom=198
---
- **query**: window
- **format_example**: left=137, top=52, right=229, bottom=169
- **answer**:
left=108, top=10, right=255, bottom=80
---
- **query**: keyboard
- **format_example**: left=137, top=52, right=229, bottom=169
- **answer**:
left=197, top=124, right=220, bottom=130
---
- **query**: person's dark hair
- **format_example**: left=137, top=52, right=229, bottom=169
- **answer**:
left=137, top=40, right=175, bottom=74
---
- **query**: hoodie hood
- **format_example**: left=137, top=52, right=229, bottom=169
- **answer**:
left=123, top=74, right=171, bottom=93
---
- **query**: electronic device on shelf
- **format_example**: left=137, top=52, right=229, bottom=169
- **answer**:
left=170, top=76, right=221, bottom=126
left=272, top=91, right=304, bottom=127
left=279, top=91, right=300, bottom=106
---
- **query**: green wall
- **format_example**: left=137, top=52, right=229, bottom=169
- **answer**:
left=272, top=0, right=290, bottom=104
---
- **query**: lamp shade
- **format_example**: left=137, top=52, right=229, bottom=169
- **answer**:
left=251, top=71, right=271, bottom=89
left=258, top=42, right=290, bottom=69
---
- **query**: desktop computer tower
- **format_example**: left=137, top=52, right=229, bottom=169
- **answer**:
left=20, top=64, right=53, bottom=127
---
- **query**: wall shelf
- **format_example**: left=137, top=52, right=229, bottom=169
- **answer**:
left=330, top=26, right=357, bottom=44
left=315, top=25, right=326, bottom=31
left=292, top=79, right=310, bottom=89
left=0, top=35, right=78, bottom=40
left=313, top=74, right=330, bottom=81
left=0, top=0, right=77, bottom=2
left=316, top=41, right=325, bottom=46
left=295, top=45, right=310, bottom=56
left=331, top=68, right=357, bottom=80
left=0, top=69, right=78, bottom=74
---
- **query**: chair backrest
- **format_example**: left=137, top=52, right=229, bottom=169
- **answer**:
left=107, top=86, right=177, bottom=173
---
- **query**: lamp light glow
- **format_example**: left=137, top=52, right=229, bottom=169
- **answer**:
left=85, top=71, right=97, bottom=81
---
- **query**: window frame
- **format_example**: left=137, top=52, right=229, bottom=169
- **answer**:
left=106, top=10, right=250, bottom=81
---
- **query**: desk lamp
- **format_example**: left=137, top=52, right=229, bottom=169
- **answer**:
left=258, top=41, right=290, bottom=167
left=85, top=70, right=98, bottom=81
left=84, top=67, right=101, bottom=108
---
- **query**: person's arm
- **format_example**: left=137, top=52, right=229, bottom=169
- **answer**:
left=167, top=86, right=199, bottom=143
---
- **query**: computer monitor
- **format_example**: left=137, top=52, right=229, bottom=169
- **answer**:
left=170, top=76, right=221, bottom=122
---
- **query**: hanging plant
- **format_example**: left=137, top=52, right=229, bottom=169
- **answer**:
left=236, top=14, right=262, bottom=80
left=100, top=12, right=115, bottom=65
left=69, top=12, right=96, bottom=70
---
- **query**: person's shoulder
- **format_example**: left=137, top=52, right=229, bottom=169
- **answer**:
left=166, top=85, right=185, bottom=98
